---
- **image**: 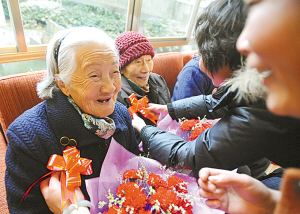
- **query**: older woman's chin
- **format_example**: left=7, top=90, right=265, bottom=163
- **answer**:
left=88, top=102, right=116, bottom=117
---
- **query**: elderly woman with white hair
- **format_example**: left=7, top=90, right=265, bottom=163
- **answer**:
left=5, top=27, right=139, bottom=214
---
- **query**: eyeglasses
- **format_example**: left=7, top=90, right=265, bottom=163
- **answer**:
left=193, top=53, right=200, bottom=60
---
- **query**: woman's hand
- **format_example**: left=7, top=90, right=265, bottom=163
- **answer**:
left=198, top=168, right=280, bottom=214
left=132, top=113, right=147, bottom=132
left=40, top=172, right=89, bottom=214
left=147, top=103, right=168, bottom=118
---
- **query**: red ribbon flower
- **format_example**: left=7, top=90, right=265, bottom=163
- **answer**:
left=127, top=93, right=160, bottom=125
left=47, top=146, right=93, bottom=211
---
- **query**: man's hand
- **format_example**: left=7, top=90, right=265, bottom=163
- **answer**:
left=147, top=103, right=168, bottom=118
left=198, top=168, right=280, bottom=214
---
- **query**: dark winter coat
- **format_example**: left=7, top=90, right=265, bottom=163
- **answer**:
left=140, top=69, right=300, bottom=178
left=5, top=90, right=139, bottom=214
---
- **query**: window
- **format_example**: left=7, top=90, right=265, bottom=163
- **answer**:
left=139, top=0, right=196, bottom=38
left=0, top=59, right=46, bottom=77
left=0, top=0, right=16, bottom=49
left=20, top=0, right=129, bottom=46
left=0, top=0, right=213, bottom=74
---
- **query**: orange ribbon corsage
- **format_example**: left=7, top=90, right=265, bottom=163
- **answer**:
left=127, top=93, right=160, bottom=125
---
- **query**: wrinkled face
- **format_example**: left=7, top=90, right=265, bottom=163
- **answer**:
left=121, top=55, right=153, bottom=87
left=57, top=43, right=121, bottom=117
left=199, top=56, right=231, bottom=87
left=237, top=0, right=300, bottom=118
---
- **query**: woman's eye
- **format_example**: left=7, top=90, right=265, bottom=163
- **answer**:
left=135, top=60, right=141, bottom=63
left=89, top=74, right=100, bottom=81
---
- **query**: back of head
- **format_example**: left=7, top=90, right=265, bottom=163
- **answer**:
left=195, top=0, right=249, bottom=75
left=115, top=31, right=155, bottom=70
left=37, top=27, right=117, bottom=99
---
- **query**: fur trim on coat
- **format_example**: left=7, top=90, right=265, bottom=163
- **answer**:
left=222, top=67, right=270, bottom=104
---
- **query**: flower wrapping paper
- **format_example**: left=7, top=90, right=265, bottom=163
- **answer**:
left=85, top=138, right=224, bottom=214
left=157, top=114, right=220, bottom=141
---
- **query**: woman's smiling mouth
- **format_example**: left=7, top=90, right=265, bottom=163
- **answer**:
left=97, top=98, right=111, bottom=103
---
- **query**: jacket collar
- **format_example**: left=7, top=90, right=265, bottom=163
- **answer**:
left=46, top=90, right=122, bottom=149
left=120, top=74, right=159, bottom=102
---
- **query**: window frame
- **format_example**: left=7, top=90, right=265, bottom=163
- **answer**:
left=0, top=0, right=202, bottom=64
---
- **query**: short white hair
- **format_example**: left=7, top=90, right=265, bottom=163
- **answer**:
left=37, top=27, right=118, bottom=99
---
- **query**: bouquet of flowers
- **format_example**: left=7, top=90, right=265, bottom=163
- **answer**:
left=85, top=138, right=224, bottom=214
left=179, top=117, right=214, bottom=142
left=100, top=168, right=193, bottom=214
left=156, top=114, right=219, bottom=142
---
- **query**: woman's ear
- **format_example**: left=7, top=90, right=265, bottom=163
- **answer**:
left=55, top=74, right=70, bottom=96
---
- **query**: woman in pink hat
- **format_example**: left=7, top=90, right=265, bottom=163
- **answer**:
left=115, top=31, right=171, bottom=126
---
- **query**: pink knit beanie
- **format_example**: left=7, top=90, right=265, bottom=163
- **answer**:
left=115, top=31, right=155, bottom=70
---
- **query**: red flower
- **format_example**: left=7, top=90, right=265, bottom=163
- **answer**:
left=148, top=187, right=181, bottom=213
left=123, top=169, right=144, bottom=180
left=103, top=205, right=121, bottom=214
left=117, top=182, right=147, bottom=210
left=188, top=122, right=213, bottom=141
left=147, top=173, right=168, bottom=189
left=180, top=117, right=214, bottom=142
left=180, top=119, right=198, bottom=131
left=168, top=175, right=188, bottom=194
left=178, top=198, right=193, bottom=214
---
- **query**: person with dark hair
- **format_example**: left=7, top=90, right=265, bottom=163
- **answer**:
left=195, top=0, right=247, bottom=80
left=172, top=0, right=248, bottom=101
left=131, top=0, right=300, bottom=186
left=5, top=27, right=140, bottom=214
left=115, top=31, right=171, bottom=126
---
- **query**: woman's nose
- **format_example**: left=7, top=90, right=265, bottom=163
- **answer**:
left=236, top=31, right=251, bottom=57
left=100, top=77, right=115, bottom=93
left=141, top=61, right=150, bottom=72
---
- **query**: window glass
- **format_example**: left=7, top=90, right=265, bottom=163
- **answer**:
left=0, top=59, right=46, bottom=76
left=154, top=44, right=197, bottom=54
left=139, top=0, right=197, bottom=37
left=198, top=0, right=214, bottom=12
left=0, top=0, right=16, bottom=47
left=19, top=0, right=129, bottom=46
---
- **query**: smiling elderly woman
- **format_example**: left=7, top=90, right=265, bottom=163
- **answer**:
left=115, top=31, right=171, bottom=126
left=4, top=27, right=139, bottom=214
